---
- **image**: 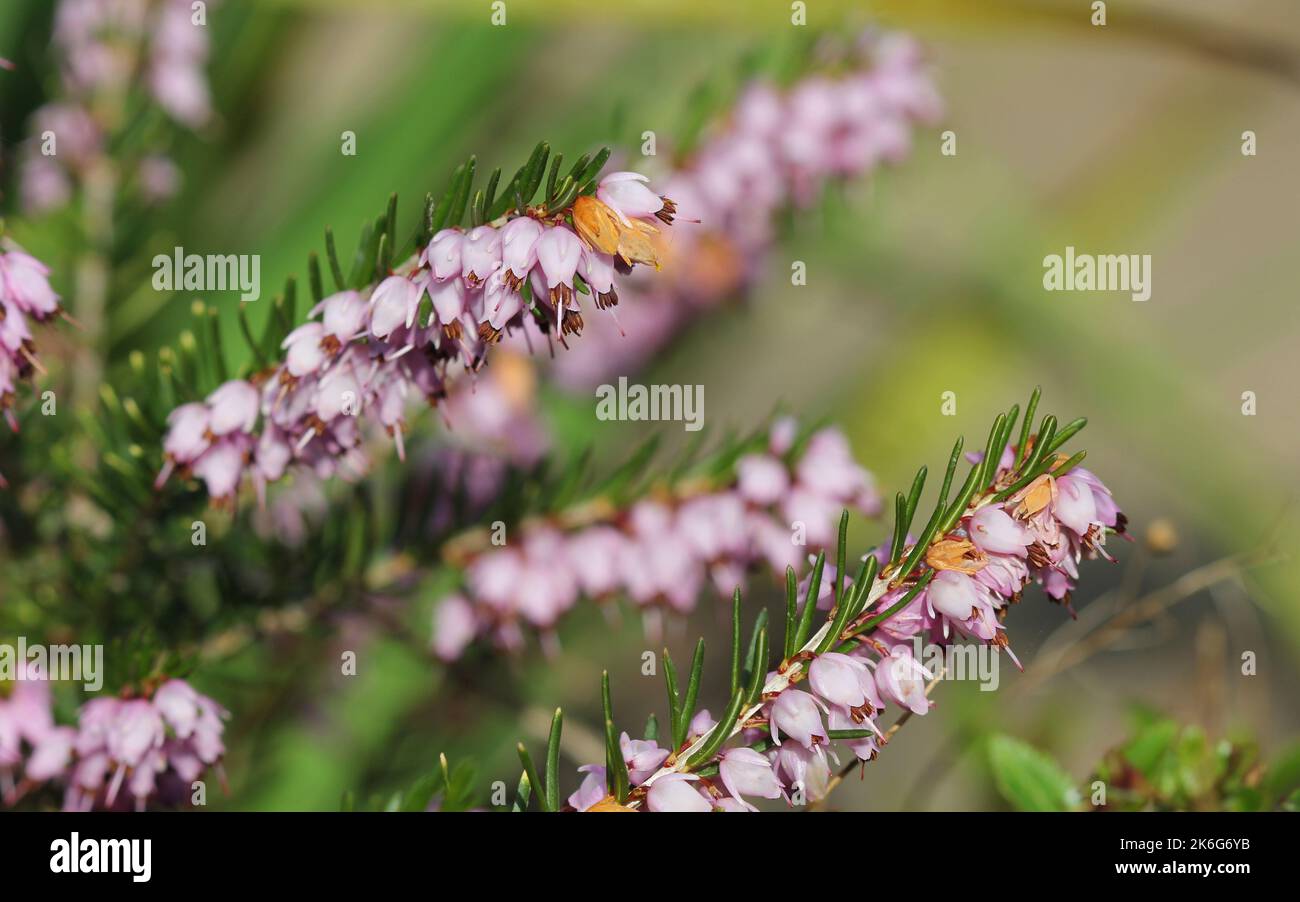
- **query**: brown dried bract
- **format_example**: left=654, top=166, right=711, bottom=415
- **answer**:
left=1011, top=474, right=1055, bottom=518
left=924, top=537, right=986, bottom=574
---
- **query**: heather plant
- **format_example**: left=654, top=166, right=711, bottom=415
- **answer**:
left=1, top=2, right=1292, bottom=820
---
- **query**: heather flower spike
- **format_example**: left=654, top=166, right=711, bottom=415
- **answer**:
left=430, top=419, right=880, bottom=660
left=154, top=142, right=677, bottom=505
left=1, top=674, right=227, bottom=811
left=0, top=239, right=64, bottom=484
left=504, top=391, right=1125, bottom=811
left=551, top=32, right=940, bottom=390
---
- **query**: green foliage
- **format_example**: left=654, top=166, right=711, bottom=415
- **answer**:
left=987, top=734, right=1080, bottom=812
left=353, top=753, right=479, bottom=813
left=989, top=713, right=1300, bottom=813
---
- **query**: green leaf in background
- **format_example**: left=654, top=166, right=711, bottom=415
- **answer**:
left=439, top=758, right=480, bottom=812
left=1261, top=742, right=1300, bottom=809
left=1172, top=726, right=1215, bottom=801
left=1122, top=717, right=1180, bottom=782
left=988, top=734, right=1079, bottom=812
left=398, top=770, right=445, bottom=813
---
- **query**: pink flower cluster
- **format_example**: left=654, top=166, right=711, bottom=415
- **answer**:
left=1, top=674, right=226, bottom=811
left=431, top=421, right=881, bottom=660
left=0, top=666, right=67, bottom=803
left=870, top=451, right=1127, bottom=659
left=0, top=242, right=62, bottom=484
left=248, top=359, right=548, bottom=546
left=548, top=31, right=942, bottom=389
left=566, top=444, right=1124, bottom=811
left=760, top=465, right=1124, bottom=808
left=156, top=170, right=673, bottom=504
left=711, top=459, right=1125, bottom=806
left=22, top=0, right=217, bottom=212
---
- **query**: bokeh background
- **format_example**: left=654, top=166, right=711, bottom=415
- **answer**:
left=2, top=0, right=1298, bottom=810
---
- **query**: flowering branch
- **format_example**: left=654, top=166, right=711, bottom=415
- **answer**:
left=431, top=418, right=881, bottom=660
left=551, top=30, right=943, bottom=389
left=150, top=143, right=679, bottom=505
left=501, top=389, right=1127, bottom=811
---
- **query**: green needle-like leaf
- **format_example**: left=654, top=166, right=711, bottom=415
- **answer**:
left=1015, top=386, right=1042, bottom=468
left=1001, top=404, right=1020, bottom=462
left=794, top=551, right=825, bottom=650
left=937, top=435, right=964, bottom=510
left=889, top=492, right=907, bottom=564
left=430, top=161, right=465, bottom=233
left=744, top=624, right=769, bottom=707
left=283, top=275, right=298, bottom=325
left=324, top=227, right=346, bottom=290
left=823, top=553, right=878, bottom=652
left=1044, top=417, right=1087, bottom=456
left=449, top=156, right=476, bottom=227
left=606, top=719, right=630, bottom=802
left=469, top=188, right=485, bottom=227
left=545, top=153, right=562, bottom=202
left=382, top=192, right=397, bottom=267
left=307, top=252, right=324, bottom=302
left=206, top=309, right=228, bottom=383
left=1026, top=414, right=1058, bottom=475
left=687, top=690, right=743, bottom=768
left=482, top=168, right=501, bottom=217
left=743, top=608, right=768, bottom=687
left=565, top=152, right=590, bottom=184
left=601, top=672, right=630, bottom=801
left=783, top=565, right=799, bottom=659
left=545, top=707, right=563, bottom=813
left=676, top=638, right=705, bottom=748
left=236, top=303, right=266, bottom=367
left=977, top=413, right=1007, bottom=494
left=516, top=743, right=546, bottom=812
left=417, top=192, right=435, bottom=246
left=730, top=589, right=742, bottom=696
left=663, top=650, right=682, bottom=743
left=935, top=463, right=984, bottom=542
left=834, top=509, right=849, bottom=607
left=575, top=146, right=612, bottom=191
left=549, top=176, right=578, bottom=212
left=903, top=467, right=927, bottom=535
left=373, top=232, right=389, bottom=280
left=512, top=771, right=532, bottom=812
left=521, top=142, right=549, bottom=204
left=828, top=729, right=876, bottom=740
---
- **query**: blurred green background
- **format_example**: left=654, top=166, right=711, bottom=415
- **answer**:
left=2, top=0, right=1298, bottom=810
